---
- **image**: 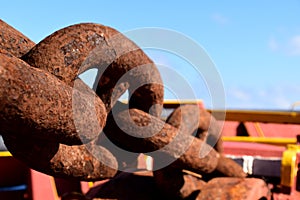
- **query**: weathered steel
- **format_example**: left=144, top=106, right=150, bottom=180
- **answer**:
left=152, top=104, right=245, bottom=199
left=166, top=105, right=245, bottom=178
left=21, top=23, right=164, bottom=117
left=85, top=170, right=162, bottom=200
left=179, top=173, right=207, bottom=199
left=2, top=134, right=118, bottom=181
left=202, top=156, right=247, bottom=182
left=0, top=52, right=106, bottom=145
left=96, top=129, right=140, bottom=171
left=215, top=156, right=247, bottom=177
left=0, top=21, right=254, bottom=197
left=153, top=165, right=206, bottom=199
left=104, top=107, right=219, bottom=174
left=196, top=177, right=271, bottom=200
left=166, top=104, right=223, bottom=152
left=0, top=20, right=35, bottom=57
left=86, top=170, right=207, bottom=200
left=153, top=163, right=207, bottom=199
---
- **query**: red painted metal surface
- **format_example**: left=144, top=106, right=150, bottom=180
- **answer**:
left=221, top=121, right=300, bottom=138
left=223, top=141, right=285, bottom=157
left=220, top=115, right=300, bottom=200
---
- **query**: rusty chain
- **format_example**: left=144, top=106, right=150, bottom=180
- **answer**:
left=0, top=19, right=245, bottom=185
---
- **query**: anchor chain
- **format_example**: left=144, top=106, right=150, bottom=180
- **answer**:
left=0, top=20, right=244, bottom=184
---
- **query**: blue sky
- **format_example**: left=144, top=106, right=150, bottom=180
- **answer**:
left=1, top=1, right=300, bottom=110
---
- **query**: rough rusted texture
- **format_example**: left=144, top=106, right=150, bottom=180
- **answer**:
left=0, top=52, right=106, bottom=145
left=2, top=134, right=118, bottom=181
left=97, top=130, right=139, bottom=171
left=21, top=23, right=164, bottom=116
left=95, top=101, right=139, bottom=171
left=0, top=20, right=35, bottom=57
left=152, top=104, right=245, bottom=199
left=201, top=156, right=246, bottom=182
left=166, top=104, right=223, bottom=152
left=180, top=174, right=207, bottom=199
left=196, top=177, right=271, bottom=200
left=153, top=165, right=206, bottom=199
left=210, top=156, right=246, bottom=178
left=153, top=166, right=184, bottom=199
left=86, top=170, right=162, bottom=200
left=166, top=104, right=245, bottom=177
left=104, top=107, right=219, bottom=174
left=85, top=173, right=269, bottom=200
left=0, top=21, right=254, bottom=198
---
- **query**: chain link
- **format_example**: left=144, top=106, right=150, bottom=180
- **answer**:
left=0, top=20, right=244, bottom=184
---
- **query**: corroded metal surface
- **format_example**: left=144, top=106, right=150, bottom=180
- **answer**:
left=86, top=172, right=265, bottom=200
left=166, top=105, right=245, bottom=178
left=21, top=23, right=164, bottom=116
left=210, top=156, right=246, bottom=178
left=180, top=174, right=207, bottom=199
left=0, top=20, right=35, bottom=57
left=152, top=104, right=245, bottom=199
left=0, top=21, right=164, bottom=181
left=166, top=104, right=223, bottom=152
left=104, top=107, right=219, bottom=174
left=2, top=135, right=117, bottom=181
left=0, top=53, right=106, bottom=145
left=0, top=20, right=265, bottom=198
left=196, top=177, right=271, bottom=200
left=85, top=170, right=161, bottom=200
left=153, top=166, right=206, bottom=199
left=0, top=21, right=120, bottom=180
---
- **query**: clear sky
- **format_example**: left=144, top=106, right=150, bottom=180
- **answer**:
left=1, top=1, right=300, bottom=110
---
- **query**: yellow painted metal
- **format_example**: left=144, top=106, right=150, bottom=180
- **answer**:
left=222, top=136, right=297, bottom=146
left=254, top=122, right=265, bottom=137
left=88, top=182, right=94, bottom=188
left=280, top=144, right=300, bottom=189
left=163, top=99, right=204, bottom=104
left=209, top=109, right=300, bottom=124
left=0, top=151, right=12, bottom=157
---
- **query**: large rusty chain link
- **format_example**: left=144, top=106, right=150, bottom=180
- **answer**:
left=0, top=19, right=245, bottom=183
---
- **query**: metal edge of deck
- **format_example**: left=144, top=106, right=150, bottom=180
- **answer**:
left=162, top=100, right=300, bottom=124
left=211, top=109, right=300, bottom=124
left=0, top=151, right=12, bottom=157
left=222, top=136, right=297, bottom=146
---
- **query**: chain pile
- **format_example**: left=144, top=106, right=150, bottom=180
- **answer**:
left=0, top=20, right=254, bottom=199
